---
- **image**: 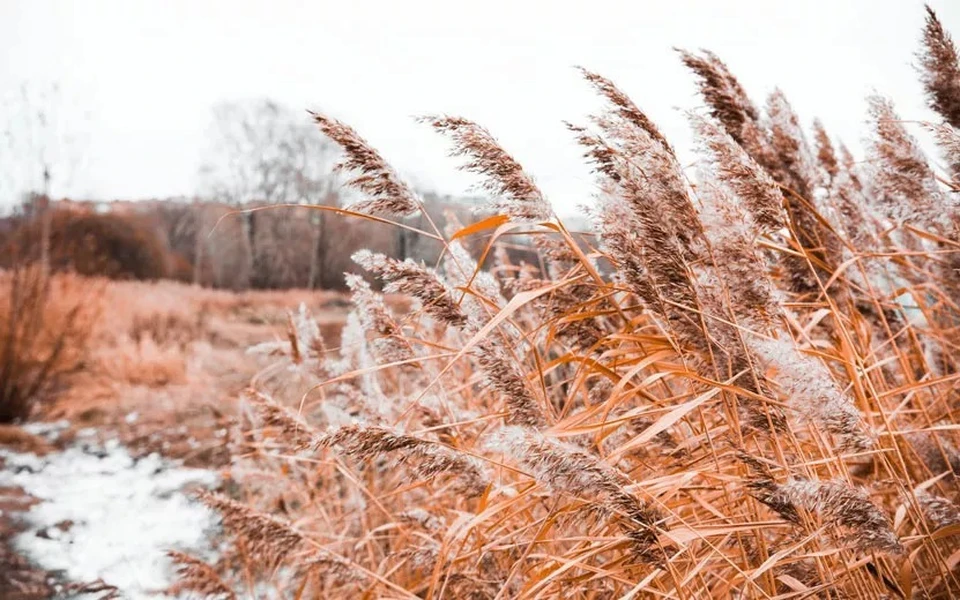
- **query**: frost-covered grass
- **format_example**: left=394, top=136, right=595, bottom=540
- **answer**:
left=0, top=424, right=219, bottom=599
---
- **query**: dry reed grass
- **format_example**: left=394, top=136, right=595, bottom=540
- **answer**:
left=175, top=6, right=960, bottom=598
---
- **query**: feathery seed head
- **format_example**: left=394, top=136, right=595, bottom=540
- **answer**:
left=353, top=249, right=468, bottom=328
left=422, top=115, right=554, bottom=223
left=919, top=6, right=960, bottom=129
left=311, top=112, right=420, bottom=216
left=345, top=273, right=415, bottom=365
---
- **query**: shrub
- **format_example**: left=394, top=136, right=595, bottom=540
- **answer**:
left=5, top=208, right=171, bottom=281
left=0, top=266, right=101, bottom=422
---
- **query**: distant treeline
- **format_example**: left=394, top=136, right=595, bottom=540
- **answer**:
left=0, top=193, right=543, bottom=291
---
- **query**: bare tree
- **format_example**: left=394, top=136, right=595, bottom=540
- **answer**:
left=198, top=99, right=340, bottom=288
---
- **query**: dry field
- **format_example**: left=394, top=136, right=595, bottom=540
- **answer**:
left=5, top=277, right=354, bottom=447
left=4, top=5, right=960, bottom=600
left=0, top=277, right=358, bottom=598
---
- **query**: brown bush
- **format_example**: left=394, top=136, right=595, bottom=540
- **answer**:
left=0, top=266, right=101, bottom=422
left=5, top=209, right=171, bottom=281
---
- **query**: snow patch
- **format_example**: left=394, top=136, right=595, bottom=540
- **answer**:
left=0, top=429, right=220, bottom=599
left=22, top=419, right=71, bottom=441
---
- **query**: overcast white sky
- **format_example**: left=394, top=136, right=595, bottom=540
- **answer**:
left=2, top=0, right=958, bottom=215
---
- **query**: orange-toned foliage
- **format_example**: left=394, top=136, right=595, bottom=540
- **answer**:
left=4, top=209, right=172, bottom=281
left=0, top=266, right=102, bottom=422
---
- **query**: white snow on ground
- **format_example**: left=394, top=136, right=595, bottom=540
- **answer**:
left=0, top=423, right=220, bottom=599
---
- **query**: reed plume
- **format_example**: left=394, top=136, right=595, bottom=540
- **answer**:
left=592, top=192, right=707, bottom=357
left=904, top=430, right=960, bottom=476
left=575, top=119, right=710, bottom=357
left=866, top=95, right=947, bottom=227
left=249, top=390, right=317, bottom=451
left=287, top=302, right=326, bottom=362
left=296, top=548, right=367, bottom=586
left=421, top=115, right=553, bottom=223
left=926, top=121, right=960, bottom=183
left=812, top=119, right=840, bottom=183
left=691, top=114, right=785, bottom=234
left=678, top=49, right=779, bottom=172
left=475, top=339, right=547, bottom=428
left=740, top=454, right=901, bottom=554
left=315, top=423, right=490, bottom=495
left=766, top=89, right=842, bottom=292
left=576, top=68, right=705, bottom=259
left=344, top=273, right=415, bottom=365
left=490, top=426, right=665, bottom=563
left=750, top=337, right=872, bottom=451
left=913, top=490, right=960, bottom=530
left=352, top=249, right=468, bottom=328
left=919, top=5, right=960, bottom=129
left=763, top=479, right=902, bottom=554
left=694, top=174, right=782, bottom=331
left=166, top=551, right=236, bottom=600
left=577, top=67, right=675, bottom=155
left=311, top=111, right=420, bottom=216
left=397, top=508, right=445, bottom=532
left=678, top=50, right=761, bottom=147
left=198, top=491, right=305, bottom=570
